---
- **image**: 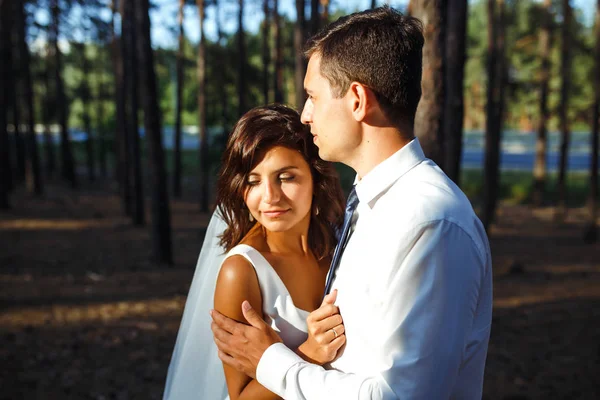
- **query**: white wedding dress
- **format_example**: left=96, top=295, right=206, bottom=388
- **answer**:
left=163, top=212, right=309, bottom=400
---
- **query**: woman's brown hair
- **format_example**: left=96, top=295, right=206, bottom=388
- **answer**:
left=215, top=104, right=344, bottom=260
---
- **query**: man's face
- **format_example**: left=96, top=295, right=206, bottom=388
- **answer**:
left=300, top=55, right=358, bottom=163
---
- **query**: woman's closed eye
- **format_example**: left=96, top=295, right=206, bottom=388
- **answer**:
left=279, top=173, right=295, bottom=182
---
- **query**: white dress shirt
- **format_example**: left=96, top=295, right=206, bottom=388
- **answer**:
left=256, top=138, right=493, bottom=399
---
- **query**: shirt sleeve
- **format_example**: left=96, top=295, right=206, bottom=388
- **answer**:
left=257, top=220, right=488, bottom=399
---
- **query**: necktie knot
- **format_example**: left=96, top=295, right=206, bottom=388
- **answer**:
left=345, top=186, right=359, bottom=214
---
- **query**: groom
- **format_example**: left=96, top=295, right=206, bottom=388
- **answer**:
left=211, top=6, right=492, bottom=399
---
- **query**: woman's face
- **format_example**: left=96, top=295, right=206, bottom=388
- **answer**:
left=244, top=145, right=314, bottom=233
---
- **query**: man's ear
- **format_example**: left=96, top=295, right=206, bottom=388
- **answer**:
left=348, top=82, right=369, bottom=122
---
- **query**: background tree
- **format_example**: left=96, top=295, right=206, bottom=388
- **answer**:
left=77, top=42, right=96, bottom=182
left=121, top=0, right=145, bottom=225
left=482, top=0, right=507, bottom=231
left=584, top=0, right=600, bottom=243
left=532, top=0, right=553, bottom=206
left=173, top=0, right=186, bottom=198
left=443, top=0, right=468, bottom=185
left=237, top=0, right=247, bottom=115
left=262, top=0, right=271, bottom=103
left=294, top=0, right=306, bottom=110
left=0, top=0, right=12, bottom=209
left=412, top=0, right=446, bottom=167
left=197, top=0, right=209, bottom=212
left=15, top=0, right=43, bottom=195
left=556, top=0, right=572, bottom=220
left=134, top=0, right=173, bottom=264
left=273, top=0, right=284, bottom=103
left=51, top=0, right=77, bottom=188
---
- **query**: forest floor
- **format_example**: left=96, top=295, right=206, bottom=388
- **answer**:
left=0, top=179, right=599, bottom=400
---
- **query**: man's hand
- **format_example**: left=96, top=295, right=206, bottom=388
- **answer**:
left=211, top=300, right=282, bottom=379
left=297, top=289, right=346, bottom=364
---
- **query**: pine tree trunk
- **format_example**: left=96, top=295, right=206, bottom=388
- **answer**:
left=96, top=54, right=107, bottom=178
left=533, top=0, right=553, bottom=207
left=197, top=0, right=209, bottom=212
left=310, top=0, right=319, bottom=36
left=320, top=0, right=329, bottom=25
left=237, top=0, right=247, bottom=116
left=9, top=8, right=25, bottom=184
left=556, top=0, right=572, bottom=221
left=412, top=0, right=446, bottom=167
left=482, top=0, right=507, bottom=232
left=584, top=0, right=600, bottom=243
left=273, top=0, right=284, bottom=103
left=215, top=0, right=229, bottom=135
left=80, top=43, right=96, bottom=183
left=134, top=0, right=173, bottom=264
left=111, top=0, right=130, bottom=215
left=51, top=0, right=76, bottom=187
left=0, top=0, right=11, bottom=208
left=262, top=0, right=271, bottom=104
left=42, top=53, right=55, bottom=177
left=122, top=0, right=145, bottom=225
left=294, top=0, right=306, bottom=111
left=371, top=0, right=377, bottom=9
left=173, top=0, right=185, bottom=198
left=443, top=0, right=468, bottom=185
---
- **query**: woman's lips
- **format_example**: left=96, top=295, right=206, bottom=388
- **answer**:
left=262, top=209, right=289, bottom=218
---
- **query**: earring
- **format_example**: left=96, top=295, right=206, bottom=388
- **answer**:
left=314, top=206, right=320, bottom=216
left=249, top=212, right=254, bottom=222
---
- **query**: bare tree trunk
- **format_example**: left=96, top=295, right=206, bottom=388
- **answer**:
left=51, top=0, right=76, bottom=187
left=197, top=0, right=209, bottom=212
left=237, top=0, right=247, bottom=116
left=371, top=0, right=377, bottom=9
left=134, top=0, right=173, bottom=264
left=173, top=0, right=185, bottom=198
left=41, top=49, right=56, bottom=178
left=122, top=0, right=145, bottom=225
left=215, top=0, right=229, bottom=134
left=482, top=0, right=507, bottom=232
left=412, top=0, right=446, bottom=167
left=0, top=0, right=11, bottom=208
left=320, top=0, right=329, bottom=25
left=96, top=52, right=107, bottom=178
left=443, top=0, right=468, bottom=185
left=294, top=0, right=306, bottom=111
left=15, top=0, right=42, bottom=195
left=584, top=0, right=600, bottom=243
left=273, top=0, right=284, bottom=103
left=556, top=0, right=572, bottom=221
left=310, top=0, right=319, bottom=36
left=262, top=0, right=271, bottom=104
left=533, top=0, right=553, bottom=207
left=111, top=0, right=130, bottom=215
left=79, top=43, right=96, bottom=183
left=9, top=4, right=25, bottom=184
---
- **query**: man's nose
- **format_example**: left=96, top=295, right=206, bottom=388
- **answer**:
left=300, top=99, right=312, bottom=124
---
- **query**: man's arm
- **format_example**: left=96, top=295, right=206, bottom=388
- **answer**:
left=213, top=220, right=489, bottom=399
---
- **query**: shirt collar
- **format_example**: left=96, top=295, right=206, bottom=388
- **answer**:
left=354, top=137, right=426, bottom=209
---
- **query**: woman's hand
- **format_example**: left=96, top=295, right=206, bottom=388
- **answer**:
left=296, top=289, right=346, bottom=365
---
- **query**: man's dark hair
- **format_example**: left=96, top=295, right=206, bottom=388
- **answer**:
left=305, top=6, right=424, bottom=129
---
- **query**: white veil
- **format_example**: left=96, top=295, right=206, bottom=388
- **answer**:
left=163, top=210, right=230, bottom=400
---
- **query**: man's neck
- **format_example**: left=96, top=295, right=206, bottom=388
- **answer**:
left=348, top=128, right=413, bottom=180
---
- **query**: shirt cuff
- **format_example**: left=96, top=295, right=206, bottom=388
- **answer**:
left=256, top=342, right=304, bottom=395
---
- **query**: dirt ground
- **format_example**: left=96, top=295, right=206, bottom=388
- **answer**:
left=1, top=180, right=599, bottom=400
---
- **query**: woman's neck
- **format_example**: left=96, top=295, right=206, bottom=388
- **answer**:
left=263, top=215, right=311, bottom=256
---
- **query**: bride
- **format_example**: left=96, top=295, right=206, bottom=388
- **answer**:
left=163, top=104, right=346, bottom=399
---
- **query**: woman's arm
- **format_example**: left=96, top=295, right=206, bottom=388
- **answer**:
left=214, top=255, right=282, bottom=400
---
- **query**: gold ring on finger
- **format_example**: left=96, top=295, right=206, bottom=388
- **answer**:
left=331, top=327, right=338, bottom=339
